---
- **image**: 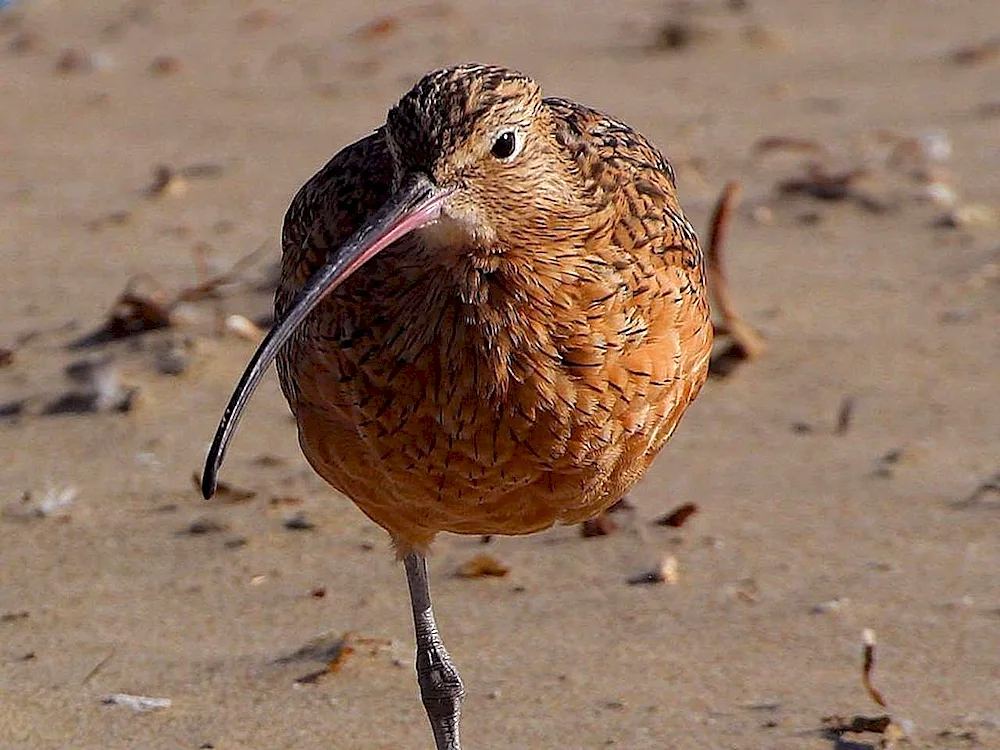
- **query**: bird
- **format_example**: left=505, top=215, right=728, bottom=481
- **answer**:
left=202, top=63, right=713, bottom=750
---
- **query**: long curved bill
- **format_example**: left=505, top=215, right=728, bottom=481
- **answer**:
left=201, top=173, right=450, bottom=499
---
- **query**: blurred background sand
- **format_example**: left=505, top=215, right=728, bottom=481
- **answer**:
left=1, top=1, right=998, bottom=748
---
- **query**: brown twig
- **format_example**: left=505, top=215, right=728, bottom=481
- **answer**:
left=835, top=396, right=855, bottom=436
left=706, top=181, right=765, bottom=360
left=862, top=628, right=888, bottom=708
left=174, top=241, right=270, bottom=303
left=81, top=647, right=117, bottom=685
left=954, top=471, right=1000, bottom=508
left=753, top=135, right=828, bottom=160
left=655, top=502, right=699, bottom=528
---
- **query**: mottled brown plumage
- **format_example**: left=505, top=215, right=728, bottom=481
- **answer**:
left=273, top=64, right=711, bottom=553
left=203, top=63, right=712, bottom=750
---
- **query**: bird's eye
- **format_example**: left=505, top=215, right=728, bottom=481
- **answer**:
left=490, top=130, right=520, bottom=161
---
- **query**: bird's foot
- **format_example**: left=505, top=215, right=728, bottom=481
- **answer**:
left=416, top=640, right=465, bottom=750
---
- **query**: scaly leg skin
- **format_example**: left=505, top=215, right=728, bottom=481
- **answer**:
left=404, top=552, right=465, bottom=750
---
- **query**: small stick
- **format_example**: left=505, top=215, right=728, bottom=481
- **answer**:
left=836, top=396, right=855, bottom=435
left=753, top=135, right=828, bottom=159
left=174, top=241, right=270, bottom=304
left=861, top=628, right=888, bottom=708
left=706, top=181, right=765, bottom=359
left=82, top=647, right=117, bottom=685
left=192, top=241, right=213, bottom=291
left=955, top=471, right=1000, bottom=508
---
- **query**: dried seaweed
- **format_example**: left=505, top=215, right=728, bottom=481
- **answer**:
left=456, top=554, right=510, bottom=579
left=73, top=244, right=269, bottom=348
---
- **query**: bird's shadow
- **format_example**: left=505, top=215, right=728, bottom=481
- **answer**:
left=816, top=714, right=897, bottom=750
left=826, top=737, right=879, bottom=750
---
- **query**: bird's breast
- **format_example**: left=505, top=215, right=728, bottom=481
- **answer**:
left=276, top=244, right=711, bottom=548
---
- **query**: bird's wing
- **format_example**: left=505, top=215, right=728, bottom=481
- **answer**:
left=543, top=97, right=713, bottom=468
left=273, top=128, right=395, bottom=407
left=275, top=128, right=395, bottom=319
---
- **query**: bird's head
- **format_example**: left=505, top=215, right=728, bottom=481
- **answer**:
left=384, top=64, right=580, bottom=254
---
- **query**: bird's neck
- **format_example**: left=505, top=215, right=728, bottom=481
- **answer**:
left=397, top=239, right=579, bottom=400
left=398, top=198, right=617, bottom=398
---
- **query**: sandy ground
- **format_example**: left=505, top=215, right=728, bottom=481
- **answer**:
left=2, top=1, right=999, bottom=748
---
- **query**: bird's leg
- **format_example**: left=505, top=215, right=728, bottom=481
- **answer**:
left=403, top=551, right=465, bottom=750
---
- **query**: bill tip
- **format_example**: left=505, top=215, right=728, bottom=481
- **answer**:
left=201, top=469, right=217, bottom=500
